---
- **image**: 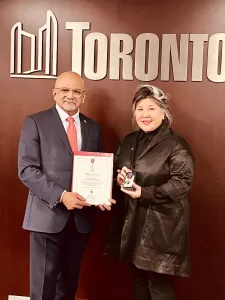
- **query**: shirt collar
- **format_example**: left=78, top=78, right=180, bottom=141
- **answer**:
left=137, top=121, right=164, bottom=141
left=55, top=104, right=80, bottom=123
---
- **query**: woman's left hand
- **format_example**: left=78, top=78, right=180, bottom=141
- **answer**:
left=120, top=182, right=141, bottom=199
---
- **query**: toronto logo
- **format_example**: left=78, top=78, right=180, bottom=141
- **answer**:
left=10, top=10, right=225, bottom=82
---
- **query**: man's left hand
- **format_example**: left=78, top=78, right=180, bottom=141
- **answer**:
left=120, top=182, right=141, bottom=199
left=98, top=199, right=116, bottom=211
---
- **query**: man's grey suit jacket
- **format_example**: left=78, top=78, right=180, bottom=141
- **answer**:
left=18, top=106, right=102, bottom=234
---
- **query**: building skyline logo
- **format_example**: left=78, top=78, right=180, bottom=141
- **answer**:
left=10, top=10, right=58, bottom=79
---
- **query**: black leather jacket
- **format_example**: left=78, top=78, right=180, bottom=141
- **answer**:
left=105, top=120, right=194, bottom=277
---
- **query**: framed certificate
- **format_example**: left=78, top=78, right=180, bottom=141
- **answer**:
left=72, top=151, right=114, bottom=205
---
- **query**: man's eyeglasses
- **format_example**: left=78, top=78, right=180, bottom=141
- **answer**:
left=55, top=88, right=85, bottom=98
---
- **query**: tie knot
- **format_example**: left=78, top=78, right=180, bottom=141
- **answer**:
left=67, top=116, right=74, bottom=124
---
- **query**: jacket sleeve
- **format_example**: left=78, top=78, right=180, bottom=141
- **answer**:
left=18, top=116, right=64, bottom=209
left=140, top=140, right=194, bottom=205
left=97, top=125, right=103, bottom=152
left=113, top=145, right=121, bottom=178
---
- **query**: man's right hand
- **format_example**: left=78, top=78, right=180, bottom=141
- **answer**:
left=61, top=192, right=91, bottom=210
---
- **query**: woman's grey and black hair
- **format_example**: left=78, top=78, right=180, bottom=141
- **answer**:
left=132, top=84, right=173, bottom=125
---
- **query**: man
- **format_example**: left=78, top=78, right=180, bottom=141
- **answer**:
left=18, top=72, right=115, bottom=300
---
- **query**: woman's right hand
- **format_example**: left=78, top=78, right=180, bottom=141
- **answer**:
left=117, top=166, right=132, bottom=186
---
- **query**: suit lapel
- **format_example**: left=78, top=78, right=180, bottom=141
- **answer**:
left=80, top=113, right=88, bottom=151
left=50, top=107, right=73, bottom=156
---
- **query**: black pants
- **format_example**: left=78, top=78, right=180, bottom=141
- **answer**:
left=130, top=264, right=175, bottom=300
left=30, top=214, right=89, bottom=300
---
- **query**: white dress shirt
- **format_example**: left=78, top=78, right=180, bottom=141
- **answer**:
left=55, top=104, right=82, bottom=151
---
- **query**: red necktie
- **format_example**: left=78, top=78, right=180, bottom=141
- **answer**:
left=67, top=116, right=78, bottom=153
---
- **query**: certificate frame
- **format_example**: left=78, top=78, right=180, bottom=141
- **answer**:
left=72, top=151, right=114, bottom=205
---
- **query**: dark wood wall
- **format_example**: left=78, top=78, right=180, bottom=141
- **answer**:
left=1, top=0, right=225, bottom=299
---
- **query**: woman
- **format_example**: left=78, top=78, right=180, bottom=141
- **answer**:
left=105, top=85, right=194, bottom=300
